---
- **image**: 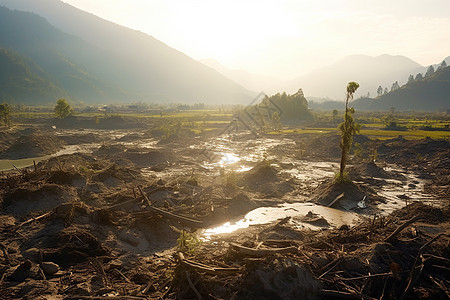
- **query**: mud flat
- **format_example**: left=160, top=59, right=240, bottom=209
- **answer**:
left=0, top=126, right=448, bottom=299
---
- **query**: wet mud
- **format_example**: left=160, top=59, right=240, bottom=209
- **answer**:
left=0, top=124, right=448, bottom=299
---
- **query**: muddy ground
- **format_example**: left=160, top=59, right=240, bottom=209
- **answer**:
left=0, top=122, right=449, bottom=299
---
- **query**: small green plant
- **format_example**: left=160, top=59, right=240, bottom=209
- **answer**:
left=177, top=230, right=202, bottom=254
left=334, top=171, right=351, bottom=184
left=353, top=142, right=363, bottom=162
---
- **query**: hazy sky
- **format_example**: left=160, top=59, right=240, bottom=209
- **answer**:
left=62, top=0, right=450, bottom=80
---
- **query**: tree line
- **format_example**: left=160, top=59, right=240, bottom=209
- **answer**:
left=376, top=60, right=447, bottom=97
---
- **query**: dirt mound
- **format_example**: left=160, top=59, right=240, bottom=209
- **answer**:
left=57, top=132, right=101, bottom=145
left=0, top=134, right=64, bottom=159
left=312, top=180, right=381, bottom=210
left=47, top=170, right=86, bottom=189
left=348, top=161, right=390, bottom=179
left=39, top=153, right=97, bottom=170
left=239, top=161, right=293, bottom=196
left=306, top=134, right=341, bottom=158
left=94, top=144, right=127, bottom=156
left=2, top=184, right=77, bottom=216
left=228, top=193, right=258, bottom=216
left=120, top=149, right=173, bottom=167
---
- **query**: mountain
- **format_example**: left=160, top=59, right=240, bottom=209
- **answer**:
left=352, top=66, right=450, bottom=111
left=0, top=0, right=254, bottom=104
left=0, top=47, right=67, bottom=103
left=0, top=6, right=140, bottom=104
left=199, top=58, right=286, bottom=94
left=285, top=54, right=423, bottom=100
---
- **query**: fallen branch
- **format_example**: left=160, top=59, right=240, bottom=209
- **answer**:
left=178, top=252, right=239, bottom=275
left=319, top=289, right=360, bottom=299
left=318, top=257, right=343, bottom=279
left=137, top=186, right=203, bottom=228
left=186, top=271, right=202, bottom=300
left=328, top=192, right=345, bottom=207
left=16, top=210, right=54, bottom=229
left=229, top=242, right=298, bottom=257
left=384, top=216, right=422, bottom=243
left=338, top=272, right=394, bottom=281
left=400, top=233, right=444, bottom=299
left=112, top=268, right=131, bottom=283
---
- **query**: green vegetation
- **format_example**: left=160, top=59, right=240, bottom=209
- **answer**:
left=260, top=89, right=313, bottom=122
left=338, top=82, right=360, bottom=180
left=177, top=230, right=202, bottom=254
left=0, top=103, right=11, bottom=127
left=54, top=99, right=73, bottom=119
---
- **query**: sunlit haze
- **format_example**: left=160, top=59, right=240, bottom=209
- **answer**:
left=61, top=0, right=450, bottom=80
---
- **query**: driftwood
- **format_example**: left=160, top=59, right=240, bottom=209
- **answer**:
left=178, top=252, right=239, bottom=275
left=328, top=192, right=345, bottom=207
left=400, top=233, right=444, bottom=299
left=229, top=242, right=298, bottom=257
left=138, top=186, right=203, bottom=228
left=385, top=216, right=423, bottom=243
left=186, top=271, right=202, bottom=300
left=16, top=210, right=54, bottom=229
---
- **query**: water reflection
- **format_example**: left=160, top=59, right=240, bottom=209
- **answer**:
left=202, top=202, right=361, bottom=240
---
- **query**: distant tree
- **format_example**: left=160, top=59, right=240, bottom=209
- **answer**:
left=0, top=103, right=11, bottom=127
left=54, top=99, right=73, bottom=119
left=437, top=60, right=447, bottom=70
left=338, top=81, right=360, bottom=180
left=425, top=65, right=435, bottom=77
left=390, top=81, right=400, bottom=92
left=332, top=109, right=338, bottom=122
left=271, top=111, right=281, bottom=130
left=415, top=73, right=423, bottom=80
left=377, top=85, right=383, bottom=97
left=407, top=74, right=414, bottom=83
left=383, top=87, right=389, bottom=95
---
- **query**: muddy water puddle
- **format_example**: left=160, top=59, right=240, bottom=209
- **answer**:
left=203, top=202, right=361, bottom=240
left=0, top=143, right=97, bottom=171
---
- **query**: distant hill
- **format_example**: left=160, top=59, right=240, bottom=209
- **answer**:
left=352, top=66, right=450, bottom=111
left=199, top=58, right=286, bottom=94
left=0, top=6, right=138, bottom=104
left=0, top=47, right=67, bottom=103
left=285, top=54, right=423, bottom=100
left=0, top=1, right=254, bottom=104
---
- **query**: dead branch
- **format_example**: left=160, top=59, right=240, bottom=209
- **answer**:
left=338, top=272, right=393, bottom=281
left=328, top=192, right=345, bottom=207
left=112, top=269, right=131, bottom=283
left=136, top=187, right=203, bottom=228
left=178, top=252, right=239, bottom=275
left=16, top=210, right=54, bottom=229
left=229, top=242, right=298, bottom=257
left=319, top=289, right=360, bottom=299
left=186, top=271, right=203, bottom=300
left=318, top=257, right=343, bottom=279
left=400, top=233, right=444, bottom=299
left=384, top=216, right=423, bottom=243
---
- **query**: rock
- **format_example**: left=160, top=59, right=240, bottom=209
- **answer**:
left=10, top=260, right=32, bottom=282
left=41, top=262, right=60, bottom=275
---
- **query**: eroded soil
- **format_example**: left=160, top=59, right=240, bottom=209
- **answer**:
left=0, top=124, right=448, bottom=299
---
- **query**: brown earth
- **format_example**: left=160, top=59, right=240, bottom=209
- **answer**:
left=0, top=125, right=448, bottom=299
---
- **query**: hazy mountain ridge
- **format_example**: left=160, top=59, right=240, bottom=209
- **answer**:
left=285, top=54, right=423, bottom=100
left=0, top=0, right=254, bottom=104
left=0, top=6, right=137, bottom=104
left=0, top=47, right=67, bottom=103
left=199, top=58, right=286, bottom=94
left=352, top=66, right=450, bottom=111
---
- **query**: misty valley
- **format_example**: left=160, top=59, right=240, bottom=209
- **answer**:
left=0, top=0, right=450, bottom=299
